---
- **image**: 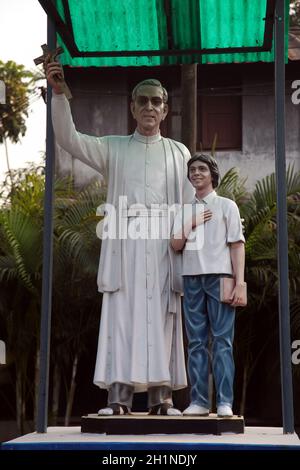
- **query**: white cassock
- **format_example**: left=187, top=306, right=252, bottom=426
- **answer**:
left=52, top=93, right=194, bottom=394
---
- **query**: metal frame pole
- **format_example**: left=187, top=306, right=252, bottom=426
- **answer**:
left=274, top=0, right=294, bottom=434
left=36, top=15, right=56, bottom=433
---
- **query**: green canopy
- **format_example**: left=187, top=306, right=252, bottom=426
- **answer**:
left=39, top=0, right=289, bottom=67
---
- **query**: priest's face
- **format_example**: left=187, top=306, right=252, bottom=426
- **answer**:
left=130, top=85, right=168, bottom=136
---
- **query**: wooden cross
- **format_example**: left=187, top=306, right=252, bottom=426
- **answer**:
left=34, top=44, right=72, bottom=100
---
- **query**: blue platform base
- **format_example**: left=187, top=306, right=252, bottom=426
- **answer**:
left=1, top=425, right=300, bottom=451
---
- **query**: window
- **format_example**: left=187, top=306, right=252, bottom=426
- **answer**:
left=199, top=95, right=242, bottom=150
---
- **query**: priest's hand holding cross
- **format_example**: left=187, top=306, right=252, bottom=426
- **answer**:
left=34, top=44, right=72, bottom=99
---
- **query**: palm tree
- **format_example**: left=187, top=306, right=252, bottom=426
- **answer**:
left=0, top=60, right=40, bottom=185
left=213, top=165, right=300, bottom=419
left=232, top=165, right=300, bottom=418
left=51, top=179, right=106, bottom=425
left=0, top=168, right=44, bottom=432
left=0, top=167, right=106, bottom=430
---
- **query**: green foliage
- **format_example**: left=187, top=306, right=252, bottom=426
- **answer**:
left=55, top=180, right=106, bottom=275
left=0, top=60, right=36, bottom=144
left=0, top=166, right=45, bottom=293
left=0, top=210, right=41, bottom=292
left=0, top=166, right=106, bottom=427
left=217, top=167, right=248, bottom=206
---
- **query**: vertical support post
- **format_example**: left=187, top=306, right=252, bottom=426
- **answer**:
left=274, top=0, right=294, bottom=434
left=181, top=63, right=197, bottom=154
left=37, top=15, right=56, bottom=433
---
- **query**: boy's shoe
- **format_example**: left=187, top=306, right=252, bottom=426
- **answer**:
left=217, top=405, right=233, bottom=417
left=183, top=404, right=210, bottom=416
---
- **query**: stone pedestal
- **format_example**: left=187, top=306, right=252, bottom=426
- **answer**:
left=81, top=413, right=244, bottom=435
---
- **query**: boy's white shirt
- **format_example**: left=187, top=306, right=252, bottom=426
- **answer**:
left=172, top=190, right=245, bottom=276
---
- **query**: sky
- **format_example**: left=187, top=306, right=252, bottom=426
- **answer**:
left=0, top=0, right=47, bottom=182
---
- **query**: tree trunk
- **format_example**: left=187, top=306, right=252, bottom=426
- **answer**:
left=64, top=354, right=78, bottom=426
left=52, top=362, right=61, bottom=425
left=3, top=136, right=13, bottom=186
left=181, top=64, right=197, bottom=155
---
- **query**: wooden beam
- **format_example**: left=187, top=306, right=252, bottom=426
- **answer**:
left=181, top=64, right=197, bottom=155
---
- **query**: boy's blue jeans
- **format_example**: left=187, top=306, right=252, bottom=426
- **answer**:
left=183, top=274, right=235, bottom=408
